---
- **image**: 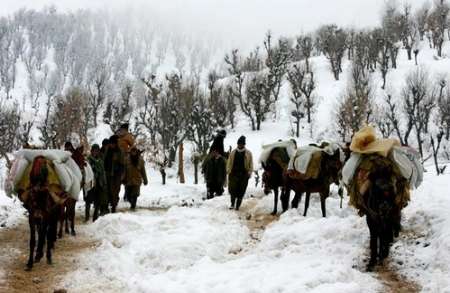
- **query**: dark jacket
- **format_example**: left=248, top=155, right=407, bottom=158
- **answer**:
left=202, top=154, right=227, bottom=187
left=104, top=147, right=125, bottom=178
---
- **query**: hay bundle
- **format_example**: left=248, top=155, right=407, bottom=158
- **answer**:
left=343, top=126, right=422, bottom=216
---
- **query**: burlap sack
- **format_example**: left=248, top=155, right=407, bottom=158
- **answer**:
left=350, top=126, right=400, bottom=157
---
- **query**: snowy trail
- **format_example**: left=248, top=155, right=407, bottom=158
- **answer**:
left=2, top=172, right=448, bottom=293
left=238, top=196, right=421, bottom=293
left=0, top=212, right=98, bottom=293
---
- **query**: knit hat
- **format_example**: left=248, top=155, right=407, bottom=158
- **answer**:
left=237, top=136, right=246, bottom=145
left=109, top=135, right=119, bottom=144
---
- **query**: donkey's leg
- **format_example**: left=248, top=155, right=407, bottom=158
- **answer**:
left=291, top=192, right=302, bottom=209
left=320, top=192, right=327, bottom=218
left=366, top=216, right=378, bottom=271
left=35, top=223, right=46, bottom=262
left=26, top=219, right=36, bottom=270
left=70, top=202, right=76, bottom=236
left=46, top=220, right=56, bottom=265
left=280, top=188, right=290, bottom=212
left=65, top=206, right=70, bottom=234
left=58, top=206, right=64, bottom=239
left=85, top=201, right=91, bottom=222
left=303, top=192, right=311, bottom=217
left=49, top=214, right=57, bottom=250
left=272, top=188, right=278, bottom=215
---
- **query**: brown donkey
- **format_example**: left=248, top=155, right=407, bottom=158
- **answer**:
left=281, top=148, right=343, bottom=217
left=21, top=156, right=67, bottom=270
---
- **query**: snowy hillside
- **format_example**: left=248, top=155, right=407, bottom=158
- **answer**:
left=1, top=0, right=450, bottom=292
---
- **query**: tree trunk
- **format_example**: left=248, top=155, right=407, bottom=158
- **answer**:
left=406, top=48, right=412, bottom=60
left=295, top=119, right=300, bottom=138
left=160, top=168, right=166, bottom=185
left=178, top=143, right=185, bottom=184
left=168, top=147, right=176, bottom=167
left=194, top=159, right=199, bottom=185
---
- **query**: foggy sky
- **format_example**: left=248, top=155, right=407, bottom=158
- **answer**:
left=1, top=0, right=428, bottom=48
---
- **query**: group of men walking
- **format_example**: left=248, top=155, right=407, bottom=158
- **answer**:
left=65, top=126, right=251, bottom=220
left=66, top=123, right=148, bottom=222
left=203, top=133, right=254, bottom=211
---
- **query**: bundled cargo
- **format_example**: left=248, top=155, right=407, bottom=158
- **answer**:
left=4, top=149, right=88, bottom=201
left=259, top=140, right=297, bottom=169
left=287, top=141, right=344, bottom=180
left=342, top=126, right=423, bottom=216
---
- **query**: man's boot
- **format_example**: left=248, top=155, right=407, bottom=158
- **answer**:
left=85, top=204, right=90, bottom=222
left=235, top=197, right=243, bottom=211
left=229, top=195, right=236, bottom=209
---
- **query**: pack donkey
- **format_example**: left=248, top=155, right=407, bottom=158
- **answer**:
left=261, top=145, right=293, bottom=215
left=21, top=156, right=68, bottom=270
left=281, top=145, right=344, bottom=217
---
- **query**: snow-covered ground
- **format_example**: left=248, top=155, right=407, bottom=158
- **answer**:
left=55, top=167, right=449, bottom=293
left=391, top=166, right=450, bottom=293
left=60, top=181, right=383, bottom=293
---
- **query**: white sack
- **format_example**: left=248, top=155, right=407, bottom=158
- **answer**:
left=342, top=153, right=362, bottom=186
left=259, top=140, right=297, bottom=165
left=53, top=161, right=73, bottom=192
left=288, top=145, right=321, bottom=173
left=83, top=162, right=95, bottom=192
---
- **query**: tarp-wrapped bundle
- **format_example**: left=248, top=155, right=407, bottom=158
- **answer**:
left=259, top=140, right=297, bottom=169
left=287, top=142, right=343, bottom=180
left=342, top=126, right=423, bottom=216
left=4, top=149, right=85, bottom=201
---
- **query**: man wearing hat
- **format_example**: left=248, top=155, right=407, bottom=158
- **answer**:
left=226, top=136, right=253, bottom=210
left=116, top=123, right=135, bottom=153
left=86, top=144, right=108, bottom=221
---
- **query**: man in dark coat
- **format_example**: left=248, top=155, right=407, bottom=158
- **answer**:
left=104, top=135, right=125, bottom=213
left=227, top=136, right=253, bottom=210
left=86, top=144, right=108, bottom=221
left=202, top=149, right=227, bottom=199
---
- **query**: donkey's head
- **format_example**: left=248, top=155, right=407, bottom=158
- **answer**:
left=261, top=162, right=272, bottom=195
left=323, top=148, right=344, bottom=185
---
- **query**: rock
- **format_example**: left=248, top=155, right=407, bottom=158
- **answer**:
left=54, top=289, right=67, bottom=293
left=32, top=277, right=42, bottom=284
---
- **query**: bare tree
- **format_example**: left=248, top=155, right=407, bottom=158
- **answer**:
left=108, top=82, right=134, bottom=132
left=427, top=0, right=449, bottom=57
left=0, top=22, right=16, bottom=99
left=0, top=103, right=22, bottom=167
left=287, top=63, right=316, bottom=137
left=430, top=128, right=446, bottom=175
left=207, top=70, right=228, bottom=128
left=335, top=64, right=373, bottom=141
left=224, top=84, right=237, bottom=129
left=415, top=2, right=431, bottom=41
left=316, top=24, right=347, bottom=80
left=437, top=78, right=450, bottom=139
left=225, top=49, right=256, bottom=129
left=383, top=94, right=405, bottom=145
left=87, top=61, right=111, bottom=128
left=401, top=68, right=436, bottom=158
left=49, top=88, right=89, bottom=148
left=263, top=32, right=291, bottom=102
